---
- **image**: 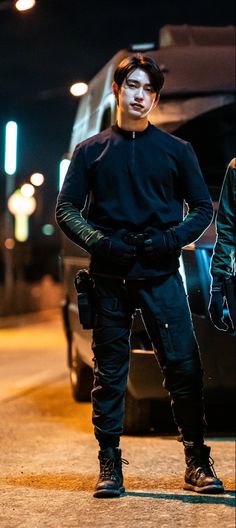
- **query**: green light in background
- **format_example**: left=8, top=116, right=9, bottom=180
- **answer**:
left=4, top=121, right=18, bottom=175
left=59, top=159, right=70, bottom=190
left=42, top=224, right=54, bottom=236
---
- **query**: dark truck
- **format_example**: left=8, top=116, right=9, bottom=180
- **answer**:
left=59, top=25, right=236, bottom=434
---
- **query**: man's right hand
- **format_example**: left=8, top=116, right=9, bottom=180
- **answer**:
left=93, top=232, right=137, bottom=265
left=208, top=290, right=228, bottom=331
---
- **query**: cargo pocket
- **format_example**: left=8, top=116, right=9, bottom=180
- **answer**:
left=158, top=321, right=177, bottom=362
left=93, top=297, right=132, bottom=348
left=94, top=297, right=131, bottom=327
left=158, top=316, right=199, bottom=364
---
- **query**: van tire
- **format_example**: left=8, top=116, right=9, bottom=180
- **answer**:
left=123, top=390, right=151, bottom=435
left=69, top=337, right=93, bottom=402
left=69, top=363, right=93, bottom=402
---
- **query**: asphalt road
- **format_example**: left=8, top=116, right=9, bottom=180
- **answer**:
left=0, top=311, right=235, bottom=528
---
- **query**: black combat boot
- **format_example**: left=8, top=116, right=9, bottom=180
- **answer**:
left=94, top=447, right=128, bottom=498
left=184, top=443, right=224, bottom=493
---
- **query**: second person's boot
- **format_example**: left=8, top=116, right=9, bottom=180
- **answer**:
left=184, top=443, right=224, bottom=493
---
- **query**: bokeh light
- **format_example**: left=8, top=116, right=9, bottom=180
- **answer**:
left=69, top=82, right=88, bottom=97
left=4, top=238, right=15, bottom=250
left=30, top=172, right=45, bottom=186
left=15, top=0, right=36, bottom=11
left=42, top=224, right=55, bottom=236
left=21, top=183, right=35, bottom=198
left=8, top=190, right=36, bottom=216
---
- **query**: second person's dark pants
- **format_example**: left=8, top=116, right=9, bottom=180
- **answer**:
left=91, top=271, right=205, bottom=448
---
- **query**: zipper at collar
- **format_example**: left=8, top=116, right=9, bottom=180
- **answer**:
left=131, top=130, right=135, bottom=164
left=113, top=122, right=151, bottom=138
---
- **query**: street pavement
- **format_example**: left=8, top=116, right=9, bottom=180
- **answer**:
left=0, top=311, right=235, bottom=528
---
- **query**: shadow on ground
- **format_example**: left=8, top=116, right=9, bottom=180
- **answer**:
left=1, top=474, right=235, bottom=504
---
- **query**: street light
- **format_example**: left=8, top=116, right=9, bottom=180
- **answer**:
left=69, top=82, right=88, bottom=97
left=15, top=0, right=36, bottom=11
left=8, top=189, right=36, bottom=242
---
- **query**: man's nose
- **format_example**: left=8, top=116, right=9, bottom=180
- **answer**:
left=134, top=87, right=144, bottom=99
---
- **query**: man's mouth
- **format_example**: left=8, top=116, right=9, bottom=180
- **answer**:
left=131, top=103, right=144, bottom=109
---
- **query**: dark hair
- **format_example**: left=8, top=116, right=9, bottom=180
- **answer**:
left=113, top=54, right=165, bottom=96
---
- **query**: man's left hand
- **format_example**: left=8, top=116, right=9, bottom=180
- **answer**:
left=124, top=227, right=178, bottom=257
left=141, top=227, right=168, bottom=256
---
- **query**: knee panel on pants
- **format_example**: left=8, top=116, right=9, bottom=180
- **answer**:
left=163, top=356, right=203, bottom=398
left=92, top=326, right=131, bottom=396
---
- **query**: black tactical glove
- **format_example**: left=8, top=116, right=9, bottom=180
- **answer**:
left=123, top=232, right=152, bottom=249
left=141, top=227, right=168, bottom=256
left=208, top=290, right=228, bottom=331
left=124, top=227, right=179, bottom=258
left=93, top=231, right=137, bottom=265
left=224, top=276, right=236, bottom=332
left=141, top=227, right=178, bottom=257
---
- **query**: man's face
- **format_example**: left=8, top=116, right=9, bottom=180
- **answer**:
left=114, top=68, right=159, bottom=120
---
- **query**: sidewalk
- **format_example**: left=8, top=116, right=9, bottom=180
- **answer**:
left=0, top=308, right=62, bottom=329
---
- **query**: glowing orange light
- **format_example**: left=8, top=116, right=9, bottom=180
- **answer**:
left=4, top=238, right=15, bottom=250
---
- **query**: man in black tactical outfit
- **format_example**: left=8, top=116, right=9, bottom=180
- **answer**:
left=209, top=157, right=236, bottom=332
left=56, top=54, right=224, bottom=497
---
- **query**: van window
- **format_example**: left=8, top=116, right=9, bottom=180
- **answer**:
left=174, top=102, right=236, bottom=193
left=100, top=108, right=112, bottom=131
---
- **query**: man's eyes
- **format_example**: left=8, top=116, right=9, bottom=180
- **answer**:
left=126, top=82, right=138, bottom=88
left=126, top=82, right=154, bottom=92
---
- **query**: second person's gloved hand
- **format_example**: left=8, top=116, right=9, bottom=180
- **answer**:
left=208, top=290, right=228, bottom=331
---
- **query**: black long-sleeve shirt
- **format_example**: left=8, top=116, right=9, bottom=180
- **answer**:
left=56, top=122, right=213, bottom=278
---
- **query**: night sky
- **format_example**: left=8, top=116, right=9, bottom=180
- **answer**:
left=0, top=0, right=235, bottom=229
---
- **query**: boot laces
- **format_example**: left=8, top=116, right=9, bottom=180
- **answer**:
left=195, top=456, right=217, bottom=479
left=100, top=457, right=129, bottom=481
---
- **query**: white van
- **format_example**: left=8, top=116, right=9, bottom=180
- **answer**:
left=59, top=25, right=236, bottom=434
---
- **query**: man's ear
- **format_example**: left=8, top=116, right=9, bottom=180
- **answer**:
left=112, top=82, right=119, bottom=103
left=153, top=94, right=160, bottom=108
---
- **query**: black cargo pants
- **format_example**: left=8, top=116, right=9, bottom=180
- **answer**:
left=91, top=271, right=205, bottom=448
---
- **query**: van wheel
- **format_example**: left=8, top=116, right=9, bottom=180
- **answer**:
left=69, top=339, right=93, bottom=402
left=123, top=390, right=151, bottom=435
